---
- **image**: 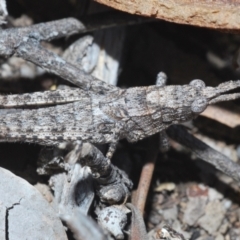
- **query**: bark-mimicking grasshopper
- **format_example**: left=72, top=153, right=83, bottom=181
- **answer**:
left=0, top=71, right=239, bottom=158
left=1, top=18, right=240, bottom=158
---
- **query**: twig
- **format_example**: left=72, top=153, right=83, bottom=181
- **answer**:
left=127, top=203, right=148, bottom=240
left=17, top=38, right=116, bottom=93
left=0, top=12, right=148, bottom=81
left=201, top=105, right=240, bottom=128
left=60, top=208, right=107, bottom=240
left=0, top=18, right=83, bottom=48
left=0, top=12, right=150, bottom=91
left=80, top=143, right=133, bottom=204
left=167, top=125, right=240, bottom=182
left=0, top=19, right=119, bottom=94
left=132, top=135, right=159, bottom=214
left=131, top=158, right=156, bottom=214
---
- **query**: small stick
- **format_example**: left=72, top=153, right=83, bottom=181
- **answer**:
left=0, top=18, right=119, bottom=94
left=0, top=14, right=148, bottom=94
left=201, top=105, right=240, bottom=128
left=167, top=125, right=240, bottom=182
left=80, top=143, right=133, bottom=204
left=127, top=203, right=148, bottom=240
left=132, top=135, right=159, bottom=214
left=60, top=208, right=107, bottom=240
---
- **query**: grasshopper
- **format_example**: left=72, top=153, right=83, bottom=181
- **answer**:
left=0, top=18, right=240, bottom=158
left=0, top=72, right=239, bottom=158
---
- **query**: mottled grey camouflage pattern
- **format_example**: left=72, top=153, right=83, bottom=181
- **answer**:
left=0, top=79, right=239, bottom=146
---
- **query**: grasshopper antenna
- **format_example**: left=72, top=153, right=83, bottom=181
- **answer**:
left=209, top=80, right=240, bottom=104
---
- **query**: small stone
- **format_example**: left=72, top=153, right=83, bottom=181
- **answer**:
left=98, top=205, right=129, bottom=239
left=208, top=187, right=223, bottom=202
left=149, top=211, right=162, bottom=225
left=154, top=182, right=176, bottom=192
left=225, top=235, right=230, bottom=240
left=218, top=220, right=229, bottom=234
left=229, top=228, right=240, bottom=240
left=161, top=205, right=178, bottom=221
left=183, top=184, right=208, bottom=226
left=196, top=237, right=214, bottom=240
left=236, top=209, right=240, bottom=221
left=215, top=234, right=224, bottom=240
left=222, top=199, right=232, bottom=210
left=198, top=200, right=225, bottom=234
left=172, top=219, right=191, bottom=239
left=234, top=221, right=240, bottom=228
left=228, top=212, right=238, bottom=224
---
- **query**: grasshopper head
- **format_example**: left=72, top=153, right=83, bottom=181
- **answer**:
left=159, top=79, right=240, bottom=125
left=187, top=79, right=240, bottom=115
left=203, top=80, right=240, bottom=104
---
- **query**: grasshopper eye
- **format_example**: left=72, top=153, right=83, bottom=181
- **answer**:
left=191, top=97, right=208, bottom=113
left=189, top=79, right=206, bottom=89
